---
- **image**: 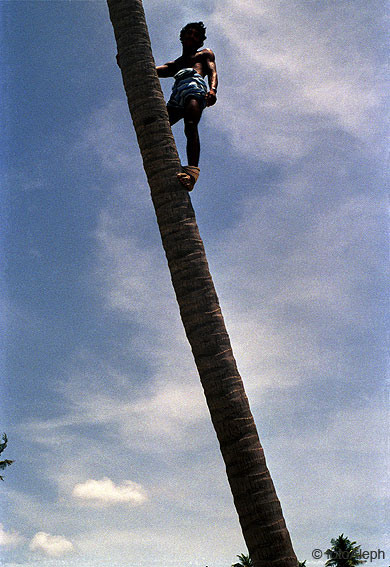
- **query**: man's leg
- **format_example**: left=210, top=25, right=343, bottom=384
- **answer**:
left=168, top=98, right=203, bottom=190
left=167, top=105, right=183, bottom=126
left=183, top=97, right=203, bottom=166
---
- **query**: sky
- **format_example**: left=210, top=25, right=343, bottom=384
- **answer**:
left=1, top=1, right=388, bottom=566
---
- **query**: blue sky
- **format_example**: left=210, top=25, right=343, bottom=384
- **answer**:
left=1, top=1, right=388, bottom=566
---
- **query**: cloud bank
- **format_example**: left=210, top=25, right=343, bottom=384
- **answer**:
left=208, top=0, right=384, bottom=160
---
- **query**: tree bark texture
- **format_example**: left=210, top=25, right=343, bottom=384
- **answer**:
left=107, top=2, right=297, bottom=566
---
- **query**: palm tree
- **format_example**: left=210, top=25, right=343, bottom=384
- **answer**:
left=106, top=2, right=297, bottom=566
left=232, top=553, right=253, bottom=567
left=325, top=534, right=366, bottom=567
left=0, top=433, right=14, bottom=481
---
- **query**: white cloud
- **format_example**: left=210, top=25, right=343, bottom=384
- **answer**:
left=29, top=532, right=74, bottom=557
left=72, top=477, right=148, bottom=506
left=207, top=144, right=386, bottom=394
left=55, top=377, right=208, bottom=453
left=76, top=99, right=140, bottom=176
left=95, top=210, right=176, bottom=326
left=208, top=0, right=384, bottom=159
left=0, top=523, right=24, bottom=547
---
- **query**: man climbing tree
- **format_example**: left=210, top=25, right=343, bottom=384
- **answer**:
left=117, top=21, right=217, bottom=190
left=156, top=22, right=218, bottom=190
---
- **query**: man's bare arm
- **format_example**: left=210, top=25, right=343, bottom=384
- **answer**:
left=204, top=49, right=218, bottom=107
left=156, top=61, right=176, bottom=77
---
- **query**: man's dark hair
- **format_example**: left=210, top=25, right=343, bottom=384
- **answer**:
left=180, top=21, right=207, bottom=44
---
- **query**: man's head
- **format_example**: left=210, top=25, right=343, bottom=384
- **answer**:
left=180, top=22, right=207, bottom=48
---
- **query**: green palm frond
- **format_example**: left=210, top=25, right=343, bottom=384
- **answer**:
left=0, top=433, right=13, bottom=481
left=0, top=433, right=8, bottom=455
left=232, top=554, right=253, bottom=567
left=0, top=459, right=14, bottom=471
left=325, top=534, right=366, bottom=567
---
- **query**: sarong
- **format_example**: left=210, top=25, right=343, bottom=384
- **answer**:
left=167, top=68, right=207, bottom=110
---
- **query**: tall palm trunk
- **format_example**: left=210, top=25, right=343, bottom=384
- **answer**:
left=107, top=2, right=297, bottom=566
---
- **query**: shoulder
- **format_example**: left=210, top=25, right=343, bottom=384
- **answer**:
left=173, top=56, right=186, bottom=68
left=199, top=48, right=215, bottom=61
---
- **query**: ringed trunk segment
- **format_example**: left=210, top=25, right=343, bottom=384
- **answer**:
left=107, top=1, right=297, bottom=565
left=108, top=0, right=180, bottom=188
left=156, top=196, right=296, bottom=567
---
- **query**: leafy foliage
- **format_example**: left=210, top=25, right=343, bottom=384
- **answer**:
left=232, top=554, right=253, bottom=567
left=0, top=433, right=14, bottom=481
left=325, top=534, right=366, bottom=567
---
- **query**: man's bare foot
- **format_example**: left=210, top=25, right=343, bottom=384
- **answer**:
left=177, top=166, right=200, bottom=191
